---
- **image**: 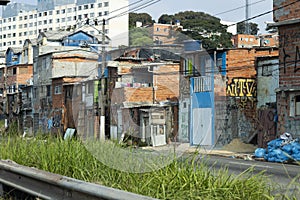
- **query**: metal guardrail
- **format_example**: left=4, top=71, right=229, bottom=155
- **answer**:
left=0, top=160, right=157, bottom=200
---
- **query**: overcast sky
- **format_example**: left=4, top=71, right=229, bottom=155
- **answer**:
left=129, top=0, right=273, bottom=34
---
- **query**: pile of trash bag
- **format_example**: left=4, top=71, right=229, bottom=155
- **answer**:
left=254, top=132, right=300, bottom=163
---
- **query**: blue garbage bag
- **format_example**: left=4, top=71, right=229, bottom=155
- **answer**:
left=254, top=148, right=266, bottom=158
left=282, top=143, right=293, bottom=154
left=267, top=138, right=283, bottom=149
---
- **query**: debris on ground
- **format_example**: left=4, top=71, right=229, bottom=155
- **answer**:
left=222, top=138, right=257, bottom=153
left=254, top=132, right=300, bottom=163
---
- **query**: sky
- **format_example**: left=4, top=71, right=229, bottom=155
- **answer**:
left=9, top=0, right=274, bottom=34
left=128, top=0, right=274, bottom=34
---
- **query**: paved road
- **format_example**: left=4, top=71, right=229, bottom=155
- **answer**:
left=196, top=154, right=300, bottom=197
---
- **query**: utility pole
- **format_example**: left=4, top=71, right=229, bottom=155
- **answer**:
left=99, top=18, right=106, bottom=140
left=245, top=0, right=250, bottom=34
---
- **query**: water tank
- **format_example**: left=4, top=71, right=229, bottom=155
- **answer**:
left=184, top=40, right=201, bottom=51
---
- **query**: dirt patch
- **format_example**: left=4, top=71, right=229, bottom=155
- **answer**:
left=222, top=139, right=257, bottom=153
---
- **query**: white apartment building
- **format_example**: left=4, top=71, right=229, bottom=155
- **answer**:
left=0, top=0, right=129, bottom=50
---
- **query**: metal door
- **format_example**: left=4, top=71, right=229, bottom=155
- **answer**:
left=192, top=108, right=212, bottom=145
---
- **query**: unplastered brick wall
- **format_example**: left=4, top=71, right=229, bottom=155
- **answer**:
left=17, top=65, right=33, bottom=84
left=226, top=48, right=279, bottom=80
left=273, top=0, right=300, bottom=22
left=278, top=24, right=300, bottom=87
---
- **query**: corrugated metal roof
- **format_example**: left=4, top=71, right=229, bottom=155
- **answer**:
left=40, top=30, right=70, bottom=41
left=9, top=47, right=23, bottom=54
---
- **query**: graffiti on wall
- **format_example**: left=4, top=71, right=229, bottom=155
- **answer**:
left=227, top=78, right=257, bottom=108
left=282, top=46, right=300, bottom=74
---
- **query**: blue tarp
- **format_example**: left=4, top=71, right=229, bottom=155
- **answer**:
left=254, top=134, right=300, bottom=163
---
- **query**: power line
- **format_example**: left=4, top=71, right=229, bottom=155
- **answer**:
left=228, top=0, right=300, bottom=27
left=213, top=0, right=266, bottom=16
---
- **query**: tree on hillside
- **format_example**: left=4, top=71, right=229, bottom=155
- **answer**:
left=129, top=13, right=154, bottom=29
left=158, top=11, right=233, bottom=49
left=129, top=27, right=153, bottom=46
left=237, top=22, right=259, bottom=35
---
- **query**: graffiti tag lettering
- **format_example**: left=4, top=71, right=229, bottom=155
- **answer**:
left=227, top=78, right=257, bottom=97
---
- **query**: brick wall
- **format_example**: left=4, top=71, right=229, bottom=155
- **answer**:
left=17, top=65, right=33, bottom=84
left=223, top=48, right=279, bottom=143
left=52, top=78, right=64, bottom=110
left=274, top=0, right=300, bottom=22
left=278, top=24, right=300, bottom=87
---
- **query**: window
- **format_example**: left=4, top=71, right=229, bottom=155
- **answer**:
left=56, top=19, right=60, bottom=23
left=67, top=17, right=72, bottom=21
left=19, top=33, right=22, bottom=36
left=104, top=2, right=109, bottom=7
left=43, top=12, right=47, bottom=16
left=61, top=18, right=65, bottom=22
left=84, top=5, right=88, bottom=9
left=56, top=10, right=60, bottom=14
left=55, top=85, right=62, bottom=94
left=13, top=25, right=16, bottom=29
left=29, top=15, right=33, bottom=19
left=49, top=19, right=52, bottom=23
left=34, top=14, right=37, bottom=18
left=12, top=41, right=15, bottom=45
left=47, top=85, right=51, bottom=96
left=49, top=11, right=53, bottom=15
left=19, top=24, right=22, bottom=28
left=104, top=11, right=109, bottom=16
left=78, top=15, right=82, bottom=20
left=8, top=18, right=11, bottom=22
left=12, top=33, right=16, bottom=37
left=29, top=23, right=33, bottom=27
left=19, top=40, right=22, bottom=45
left=67, top=8, right=72, bottom=13
left=13, top=68, right=17, bottom=75
left=13, top=17, right=16, bottom=21
left=24, top=16, right=28, bottom=20
left=61, top=9, right=65, bottom=14
left=24, top=24, right=27, bottom=28
left=38, top=21, right=42, bottom=25
left=296, top=96, right=300, bottom=116
left=91, top=4, right=94, bottom=8
left=98, top=3, right=102, bottom=7
left=73, top=7, right=77, bottom=12
left=78, top=5, right=82, bottom=10
left=98, top=12, right=102, bottom=16
left=90, top=13, right=94, bottom=17
left=39, top=13, right=42, bottom=17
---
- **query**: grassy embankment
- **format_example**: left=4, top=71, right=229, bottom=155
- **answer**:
left=0, top=123, right=298, bottom=199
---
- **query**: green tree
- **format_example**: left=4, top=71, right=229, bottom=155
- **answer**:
left=237, top=22, right=259, bottom=35
left=129, top=27, right=153, bottom=46
left=129, top=13, right=154, bottom=29
left=158, top=11, right=233, bottom=49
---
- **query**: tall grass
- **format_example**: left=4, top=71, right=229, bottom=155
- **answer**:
left=0, top=135, right=295, bottom=199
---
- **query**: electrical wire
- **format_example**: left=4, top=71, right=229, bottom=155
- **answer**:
left=228, top=0, right=300, bottom=27
left=213, top=0, right=267, bottom=16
